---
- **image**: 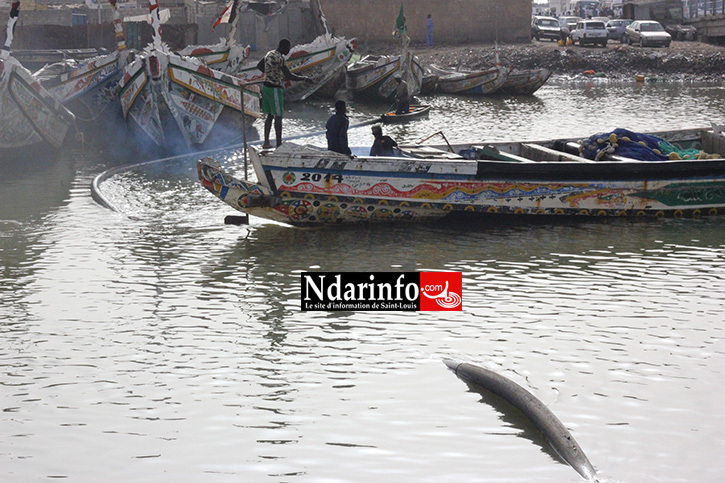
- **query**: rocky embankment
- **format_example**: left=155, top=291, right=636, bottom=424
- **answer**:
left=358, top=40, right=725, bottom=82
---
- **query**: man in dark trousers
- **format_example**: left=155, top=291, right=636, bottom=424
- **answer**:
left=394, top=75, right=410, bottom=115
left=325, top=100, right=352, bottom=155
left=369, top=124, right=398, bottom=156
left=257, top=38, right=313, bottom=149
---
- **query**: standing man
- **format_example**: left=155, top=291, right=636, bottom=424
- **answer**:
left=257, top=38, right=313, bottom=149
left=426, top=14, right=433, bottom=46
left=394, top=75, right=410, bottom=115
left=325, top=100, right=351, bottom=155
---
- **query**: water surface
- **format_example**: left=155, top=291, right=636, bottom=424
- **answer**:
left=2, top=80, right=725, bottom=482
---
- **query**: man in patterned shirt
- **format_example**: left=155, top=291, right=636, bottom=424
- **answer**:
left=257, top=38, right=313, bottom=149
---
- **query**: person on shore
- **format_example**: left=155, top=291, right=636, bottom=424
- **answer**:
left=257, top=38, right=313, bottom=149
left=325, top=100, right=351, bottom=155
left=394, top=75, right=410, bottom=115
left=369, top=124, right=398, bottom=157
left=426, top=14, right=434, bottom=46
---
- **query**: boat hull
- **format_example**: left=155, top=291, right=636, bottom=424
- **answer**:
left=346, top=54, right=424, bottom=101
left=118, top=50, right=260, bottom=149
left=431, top=64, right=509, bottom=95
left=499, top=68, right=552, bottom=96
left=198, top=133, right=725, bottom=226
left=0, top=56, right=75, bottom=149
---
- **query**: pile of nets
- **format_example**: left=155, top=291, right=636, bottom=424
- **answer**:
left=579, top=128, right=720, bottom=161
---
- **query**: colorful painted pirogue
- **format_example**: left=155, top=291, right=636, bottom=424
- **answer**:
left=117, top=0, right=260, bottom=148
left=34, top=0, right=131, bottom=125
left=182, top=0, right=355, bottom=102
left=0, top=2, right=75, bottom=149
left=197, top=127, right=725, bottom=226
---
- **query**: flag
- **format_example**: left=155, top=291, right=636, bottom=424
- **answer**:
left=213, top=0, right=238, bottom=30
left=396, top=3, right=406, bottom=32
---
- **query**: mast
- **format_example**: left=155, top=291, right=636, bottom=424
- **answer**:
left=316, top=0, right=330, bottom=36
left=148, top=0, right=163, bottom=51
left=1, top=1, right=20, bottom=61
left=109, top=0, right=126, bottom=52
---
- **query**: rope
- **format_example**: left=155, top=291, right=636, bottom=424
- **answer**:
left=91, top=115, right=383, bottom=213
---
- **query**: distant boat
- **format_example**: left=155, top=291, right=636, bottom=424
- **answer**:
left=381, top=104, right=431, bottom=124
left=117, top=0, right=260, bottom=149
left=0, top=3, right=75, bottom=150
left=346, top=14, right=422, bottom=101
left=429, top=64, right=509, bottom=95
left=499, top=68, right=552, bottom=95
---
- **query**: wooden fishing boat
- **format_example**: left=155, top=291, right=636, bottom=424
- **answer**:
left=429, top=64, right=509, bottom=95
left=117, top=0, right=260, bottom=149
left=34, top=0, right=131, bottom=117
left=346, top=19, right=422, bottom=101
left=499, top=68, right=552, bottom=96
left=381, top=104, right=431, bottom=124
left=197, top=127, right=725, bottom=226
left=183, top=0, right=354, bottom=102
left=346, top=53, right=424, bottom=101
left=0, top=3, right=75, bottom=150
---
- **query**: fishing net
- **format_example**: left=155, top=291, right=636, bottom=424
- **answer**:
left=579, top=128, right=714, bottom=161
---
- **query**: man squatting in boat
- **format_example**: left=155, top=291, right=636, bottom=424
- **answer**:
left=257, top=38, right=314, bottom=149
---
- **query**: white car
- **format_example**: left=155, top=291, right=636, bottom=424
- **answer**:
left=623, top=20, right=672, bottom=47
left=569, top=20, right=608, bottom=47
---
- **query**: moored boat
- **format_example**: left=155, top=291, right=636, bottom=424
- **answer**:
left=499, top=68, right=552, bottom=96
left=381, top=104, right=431, bottom=124
left=34, top=0, right=132, bottom=130
left=117, top=0, right=260, bottom=150
left=198, top=127, right=725, bottom=226
left=0, top=2, right=75, bottom=150
left=185, top=0, right=355, bottom=102
left=346, top=11, right=422, bottom=101
left=430, top=63, right=509, bottom=95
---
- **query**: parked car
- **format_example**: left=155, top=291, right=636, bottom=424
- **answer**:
left=623, top=20, right=672, bottom=47
left=569, top=20, right=608, bottom=46
left=531, top=16, right=563, bottom=41
left=606, top=18, right=633, bottom=42
left=592, top=16, right=611, bottom=23
left=558, top=16, right=582, bottom=38
left=664, top=23, right=697, bottom=41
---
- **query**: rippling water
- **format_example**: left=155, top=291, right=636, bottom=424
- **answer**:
left=2, top=80, right=725, bottom=482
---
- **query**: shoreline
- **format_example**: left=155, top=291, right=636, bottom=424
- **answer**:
left=356, top=40, right=725, bottom=82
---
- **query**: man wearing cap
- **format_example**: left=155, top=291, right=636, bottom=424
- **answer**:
left=394, top=75, right=409, bottom=115
left=325, top=100, right=351, bottom=155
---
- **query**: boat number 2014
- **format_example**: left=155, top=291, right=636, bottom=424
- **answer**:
left=300, top=173, right=344, bottom=183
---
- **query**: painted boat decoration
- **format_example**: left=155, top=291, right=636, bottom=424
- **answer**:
left=177, top=0, right=252, bottom=74
left=34, top=0, right=131, bottom=113
left=184, top=0, right=354, bottom=102
left=381, top=104, right=431, bottom=124
left=198, top=127, right=725, bottom=226
left=499, top=68, right=552, bottom=96
left=117, top=0, right=260, bottom=149
left=0, top=2, right=75, bottom=150
left=429, top=64, right=509, bottom=95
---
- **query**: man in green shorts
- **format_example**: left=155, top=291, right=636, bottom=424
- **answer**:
left=257, top=38, right=313, bottom=149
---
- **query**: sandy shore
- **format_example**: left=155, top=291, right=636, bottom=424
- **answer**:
left=356, top=40, right=725, bottom=81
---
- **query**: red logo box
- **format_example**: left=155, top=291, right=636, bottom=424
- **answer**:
left=420, top=272, right=462, bottom=311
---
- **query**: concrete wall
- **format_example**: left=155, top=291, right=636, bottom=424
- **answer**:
left=314, top=0, right=532, bottom=44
